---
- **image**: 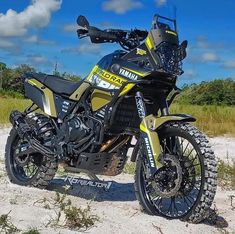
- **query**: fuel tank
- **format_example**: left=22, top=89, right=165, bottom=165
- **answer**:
left=86, top=50, right=151, bottom=112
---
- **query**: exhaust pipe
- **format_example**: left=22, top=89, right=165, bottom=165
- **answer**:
left=10, top=110, right=55, bottom=156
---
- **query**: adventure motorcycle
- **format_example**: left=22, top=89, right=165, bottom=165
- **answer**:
left=5, top=14, right=217, bottom=223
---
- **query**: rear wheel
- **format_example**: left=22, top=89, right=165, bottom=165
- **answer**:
left=5, top=128, right=58, bottom=189
left=134, top=122, right=217, bottom=223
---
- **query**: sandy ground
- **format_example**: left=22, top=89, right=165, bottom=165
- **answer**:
left=0, top=127, right=234, bottom=234
left=0, top=171, right=234, bottom=234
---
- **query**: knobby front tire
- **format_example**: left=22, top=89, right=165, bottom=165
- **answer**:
left=134, top=122, right=217, bottom=223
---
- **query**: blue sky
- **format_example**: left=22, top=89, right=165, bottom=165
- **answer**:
left=0, top=0, right=235, bottom=86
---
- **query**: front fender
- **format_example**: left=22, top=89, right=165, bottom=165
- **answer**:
left=137, top=114, right=196, bottom=171
left=140, top=114, right=196, bottom=132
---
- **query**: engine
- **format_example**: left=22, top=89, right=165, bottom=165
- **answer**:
left=12, top=112, right=103, bottom=159
left=58, top=115, right=91, bottom=143
left=53, top=114, right=95, bottom=157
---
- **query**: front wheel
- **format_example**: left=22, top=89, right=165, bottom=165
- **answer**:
left=134, top=122, right=217, bottom=223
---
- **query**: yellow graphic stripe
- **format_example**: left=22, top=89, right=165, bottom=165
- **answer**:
left=166, top=30, right=177, bottom=36
left=87, top=65, right=127, bottom=87
left=86, top=65, right=99, bottom=81
left=27, top=79, right=57, bottom=117
left=145, top=35, right=154, bottom=50
left=119, top=83, right=135, bottom=96
left=122, top=67, right=149, bottom=77
left=140, top=119, right=162, bottom=168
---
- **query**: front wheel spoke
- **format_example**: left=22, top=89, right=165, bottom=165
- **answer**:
left=173, top=198, right=179, bottom=214
left=182, top=142, right=190, bottom=156
left=193, top=185, right=200, bottom=192
left=186, top=148, right=194, bottom=158
left=167, top=198, right=174, bottom=214
left=186, top=194, right=195, bottom=203
left=184, top=195, right=194, bottom=205
left=187, top=163, right=200, bottom=169
left=183, top=196, right=190, bottom=207
left=155, top=197, right=163, bottom=207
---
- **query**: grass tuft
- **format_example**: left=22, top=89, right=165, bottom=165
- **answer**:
left=35, top=192, right=99, bottom=231
left=22, top=227, right=41, bottom=234
left=0, top=211, right=20, bottom=233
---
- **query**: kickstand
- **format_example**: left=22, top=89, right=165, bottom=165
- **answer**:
left=88, top=173, right=100, bottom=181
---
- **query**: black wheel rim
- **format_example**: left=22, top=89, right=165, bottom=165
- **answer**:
left=10, top=135, right=42, bottom=182
left=142, top=134, right=203, bottom=219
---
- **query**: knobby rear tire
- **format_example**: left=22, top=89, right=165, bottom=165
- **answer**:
left=134, top=122, right=217, bottom=223
left=5, top=128, right=58, bottom=189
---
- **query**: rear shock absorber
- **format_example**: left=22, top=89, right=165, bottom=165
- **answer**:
left=9, top=110, right=33, bottom=141
left=9, top=110, right=55, bottom=157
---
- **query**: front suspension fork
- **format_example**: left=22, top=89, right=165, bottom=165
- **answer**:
left=135, top=92, right=161, bottom=176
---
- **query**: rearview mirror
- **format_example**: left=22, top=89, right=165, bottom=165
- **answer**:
left=77, top=15, right=89, bottom=29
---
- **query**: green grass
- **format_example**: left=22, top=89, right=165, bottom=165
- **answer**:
left=171, top=104, right=235, bottom=136
left=0, top=89, right=24, bottom=99
left=0, top=211, right=20, bottom=233
left=22, top=227, right=41, bottom=234
left=0, top=97, right=235, bottom=136
left=0, top=97, right=31, bottom=125
left=217, top=159, right=235, bottom=190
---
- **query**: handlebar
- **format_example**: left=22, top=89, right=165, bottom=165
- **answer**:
left=77, top=16, right=148, bottom=50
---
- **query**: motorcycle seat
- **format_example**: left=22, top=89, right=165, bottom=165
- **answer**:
left=25, top=72, right=83, bottom=96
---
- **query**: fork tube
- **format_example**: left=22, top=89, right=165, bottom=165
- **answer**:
left=159, top=96, right=169, bottom=116
left=135, top=92, right=147, bottom=120
left=135, top=92, right=158, bottom=176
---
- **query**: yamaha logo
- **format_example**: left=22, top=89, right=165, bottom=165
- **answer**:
left=119, top=68, right=138, bottom=80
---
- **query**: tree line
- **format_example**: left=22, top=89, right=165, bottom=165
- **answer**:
left=0, top=62, right=81, bottom=94
left=0, top=62, right=234, bottom=106
left=177, top=79, right=235, bottom=106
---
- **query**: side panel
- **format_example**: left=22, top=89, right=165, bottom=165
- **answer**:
left=69, top=82, right=91, bottom=101
left=91, top=89, right=112, bottom=112
left=25, top=79, right=57, bottom=117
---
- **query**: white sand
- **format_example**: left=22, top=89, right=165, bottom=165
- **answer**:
left=0, top=172, right=234, bottom=234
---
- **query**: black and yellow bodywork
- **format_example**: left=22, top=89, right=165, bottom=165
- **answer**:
left=23, top=14, right=191, bottom=173
left=7, top=14, right=218, bottom=223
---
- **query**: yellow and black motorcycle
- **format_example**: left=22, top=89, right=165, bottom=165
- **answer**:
left=5, top=14, right=217, bottom=223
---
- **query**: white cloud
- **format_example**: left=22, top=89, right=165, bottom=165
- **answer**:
left=195, top=36, right=225, bottom=50
left=23, top=35, right=55, bottom=45
left=24, top=35, right=38, bottom=43
left=196, top=36, right=209, bottom=49
left=223, top=60, right=235, bottom=69
left=155, top=0, right=167, bottom=7
left=102, top=0, right=143, bottom=14
left=201, top=52, right=219, bottom=62
left=25, top=54, right=54, bottom=70
left=0, top=0, right=62, bottom=37
left=0, top=38, right=15, bottom=48
left=183, top=69, right=197, bottom=78
left=62, top=23, right=77, bottom=33
left=61, top=38, right=101, bottom=55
